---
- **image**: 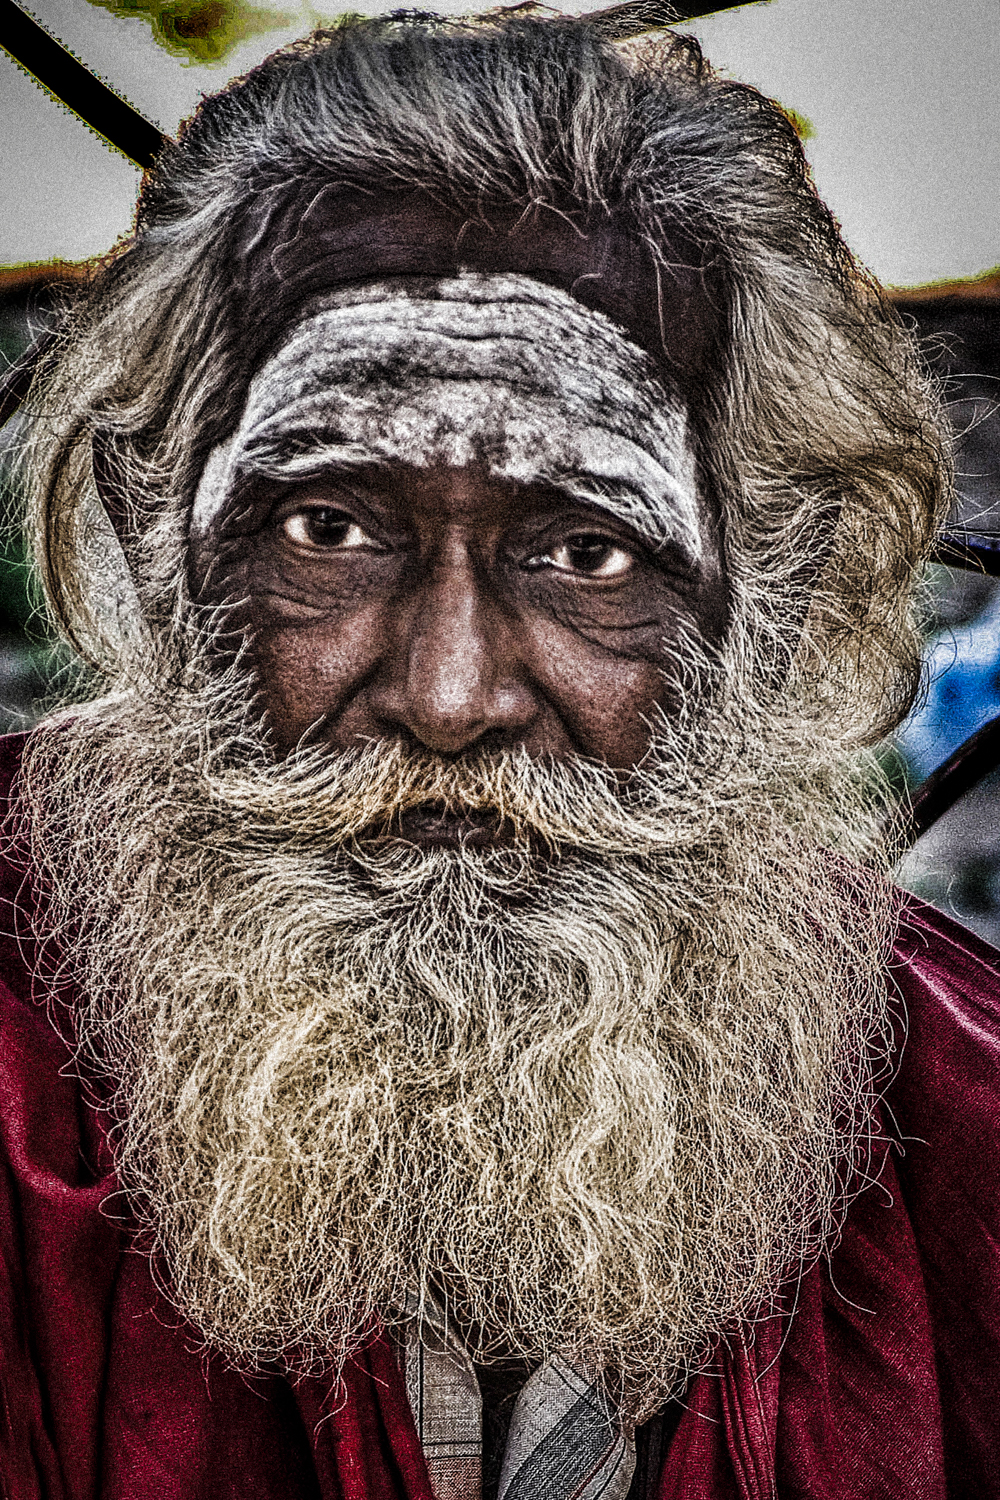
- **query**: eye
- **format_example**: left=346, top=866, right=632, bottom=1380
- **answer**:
left=531, top=532, right=635, bottom=579
left=281, top=506, right=376, bottom=551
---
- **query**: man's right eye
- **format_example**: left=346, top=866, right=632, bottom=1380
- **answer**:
left=280, top=506, right=374, bottom=550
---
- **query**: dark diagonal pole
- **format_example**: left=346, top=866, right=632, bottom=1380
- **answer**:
left=0, top=0, right=765, bottom=170
left=584, top=0, right=767, bottom=32
left=904, top=712, right=1000, bottom=849
left=0, top=0, right=167, bottom=169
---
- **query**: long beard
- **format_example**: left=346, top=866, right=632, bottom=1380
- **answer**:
left=16, top=691, right=898, bottom=1421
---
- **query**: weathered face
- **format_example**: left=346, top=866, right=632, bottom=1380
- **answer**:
left=212, top=460, right=726, bottom=763
left=193, top=274, right=728, bottom=825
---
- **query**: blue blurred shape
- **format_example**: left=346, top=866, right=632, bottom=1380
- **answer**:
left=896, top=590, right=1000, bottom=782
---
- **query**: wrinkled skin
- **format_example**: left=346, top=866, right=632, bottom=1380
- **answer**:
left=206, top=460, right=728, bottom=845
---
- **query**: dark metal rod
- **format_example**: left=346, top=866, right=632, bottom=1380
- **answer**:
left=905, top=712, right=1000, bottom=848
left=581, top=0, right=768, bottom=36
left=668, top=0, right=769, bottom=16
left=931, top=533, right=1000, bottom=577
left=0, top=0, right=167, bottom=169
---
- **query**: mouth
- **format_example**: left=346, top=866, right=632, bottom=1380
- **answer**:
left=363, top=802, right=517, bottom=850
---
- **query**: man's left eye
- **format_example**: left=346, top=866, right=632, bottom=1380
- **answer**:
left=281, top=507, right=373, bottom=550
left=532, top=533, right=634, bottom=578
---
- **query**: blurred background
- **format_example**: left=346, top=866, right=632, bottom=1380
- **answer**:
left=2, top=0, right=999, bottom=934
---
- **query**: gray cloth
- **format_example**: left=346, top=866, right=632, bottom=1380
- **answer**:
left=401, top=1294, right=635, bottom=1500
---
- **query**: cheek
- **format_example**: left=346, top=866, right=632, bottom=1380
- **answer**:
left=248, top=610, right=385, bottom=750
left=517, top=579, right=715, bottom=764
left=214, top=544, right=392, bottom=749
left=516, top=622, right=674, bottom=767
left=555, top=662, right=666, bottom=764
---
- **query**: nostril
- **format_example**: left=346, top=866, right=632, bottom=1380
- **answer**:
left=469, top=727, right=517, bottom=756
left=379, top=726, right=433, bottom=759
left=380, top=725, right=521, bottom=762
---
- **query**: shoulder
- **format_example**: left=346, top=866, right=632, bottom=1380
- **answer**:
left=0, top=732, right=37, bottom=1003
left=883, top=896, right=1000, bottom=1480
left=0, top=729, right=87, bottom=1128
left=0, top=725, right=117, bottom=1251
left=0, top=728, right=104, bottom=1182
left=856, top=889, right=1000, bottom=1241
left=0, top=728, right=28, bottom=790
left=0, top=729, right=30, bottom=833
left=884, top=892, right=1000, bottom=1323
left=892, top=888, right=1000, bottom=1008
left=889, top=892, right=1000, bottom=1109
left=886, top=892, right=1000, bottom=1174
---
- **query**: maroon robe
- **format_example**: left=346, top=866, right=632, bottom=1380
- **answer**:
left=1, top=733, right=998, bottom=1498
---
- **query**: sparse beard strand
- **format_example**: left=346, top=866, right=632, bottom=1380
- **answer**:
left=16, top=698, right=898, bottom=1423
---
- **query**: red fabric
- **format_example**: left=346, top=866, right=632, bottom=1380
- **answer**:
left=0, top=733, right=998, bottom=1498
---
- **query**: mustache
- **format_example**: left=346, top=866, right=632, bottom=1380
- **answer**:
left=201, top=737, right=734, bottom=856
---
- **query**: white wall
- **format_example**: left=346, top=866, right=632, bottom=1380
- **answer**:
left=1, top=0, right=998, bottom=284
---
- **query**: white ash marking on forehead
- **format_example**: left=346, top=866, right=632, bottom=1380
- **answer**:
left=192, top=273, right=703, bottom=563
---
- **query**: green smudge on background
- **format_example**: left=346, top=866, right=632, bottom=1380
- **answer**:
left=85, top=0, right=295, bottom=65
left=781, top=106, right=814, bottom=142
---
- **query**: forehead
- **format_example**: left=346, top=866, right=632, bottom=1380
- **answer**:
left=192, top=273, right=708, bottom=565
left=235, top=191, right=719, bottom=391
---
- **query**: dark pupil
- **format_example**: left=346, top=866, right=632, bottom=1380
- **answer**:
left=306, top=507, right=351, bottom=545
left=567, top=534, right=612, bottom=571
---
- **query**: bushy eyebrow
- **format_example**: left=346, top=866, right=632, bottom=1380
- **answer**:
left=202, top=438, right=703, bottom=572
left=500, top=468, right=702, bottom=568
left=192, top=435, right=379, bottom=535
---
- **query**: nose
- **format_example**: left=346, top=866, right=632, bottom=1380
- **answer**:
left=371, top=535, right=537, bottom=755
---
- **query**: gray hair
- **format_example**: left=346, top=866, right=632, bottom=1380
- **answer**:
left=24, top=13, right=949, bottom=746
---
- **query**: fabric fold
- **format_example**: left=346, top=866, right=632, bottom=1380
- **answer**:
left=399, top=1293, right=636, bottom=1500
left=497, top=1357, right=635, bottom=1500
left=402, top=1294, right=482, bottom=1500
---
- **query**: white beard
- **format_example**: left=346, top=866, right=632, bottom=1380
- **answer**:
left=18, top=702, right=898, bottom=1423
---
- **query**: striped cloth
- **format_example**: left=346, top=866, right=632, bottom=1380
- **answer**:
left=403, top=1296, right=483, bottom=1500
left=402, top=1297, right=636, bottom=1500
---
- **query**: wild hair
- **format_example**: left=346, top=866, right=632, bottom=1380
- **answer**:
left=23, top=11, right=948, bottom=749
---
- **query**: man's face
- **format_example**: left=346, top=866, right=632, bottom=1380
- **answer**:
left=216, top=459, right=727, bottom=813
left=190, top=273, right=728, bottom=805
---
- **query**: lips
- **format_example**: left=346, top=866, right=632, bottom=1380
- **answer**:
left=365, top=802, right=514, bottom=849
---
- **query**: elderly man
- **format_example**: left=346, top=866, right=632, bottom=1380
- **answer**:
left=1, top=13, right=998, bottom=1500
